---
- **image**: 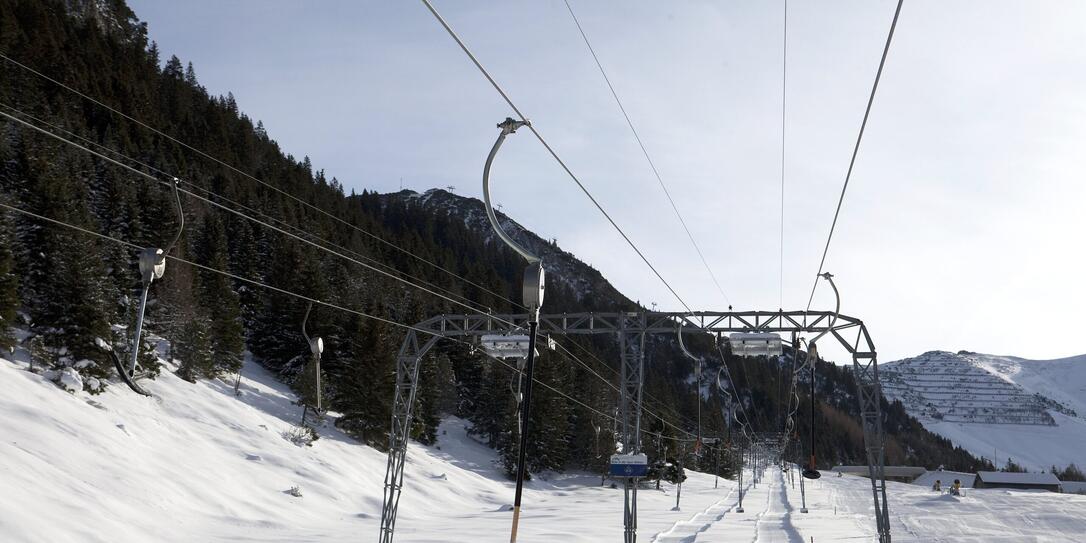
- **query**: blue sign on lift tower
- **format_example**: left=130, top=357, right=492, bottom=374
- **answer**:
left=609, top=453, right=649, bottom=478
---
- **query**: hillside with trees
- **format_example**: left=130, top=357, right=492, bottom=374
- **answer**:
left=0, top=0, right=990, bottom=478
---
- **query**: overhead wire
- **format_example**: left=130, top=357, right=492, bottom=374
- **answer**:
left=716, top=341, right=755, bottom=438
left=548, top=341, right=698, bottom=441
left=779, top=0, right=788, bottom=310
left=420, top=0, right=743, bottom=442
left=0, top=197, right=695, bottom=443
left=0, top=102, right=497, bottom=316
left=1, top=103, right=706, bottom=450
left=561, top=0, right=732, bottom=308
left=0, top=201, right=444, bottom=338
left=2, top=48, right=714, bottom=446
left=0, top=57, right=701, bottom=438
left=0, top=107, right=518, bottom=324
left=0, top=51, right=521, bottom=311
left=552, top=339, right=703, bottom=439
left=804, top=0, right=905, bottom=311
left=418, top=0, right=696, bottom=315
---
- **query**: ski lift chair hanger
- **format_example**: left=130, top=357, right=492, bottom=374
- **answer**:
left=800, top=272, right=841, bottom=480
left=301, top=302, right=324, bottom=423
left=482, top=117, right=547, bottom=543
left=109, top=178, right=184, bottom=396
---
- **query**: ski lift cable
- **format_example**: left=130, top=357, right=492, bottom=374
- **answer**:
left=779, top=0, right=788, bottom=310
left=561, top=0, right=732, bottom=307
left=0, top=200, right=700, bottom=443
left=474, top=345, right=698, bottom=443
left=804, top=0, right=905, bottom=311
left=2, top=108, right=699, bottom=441
left=4, top=50, right=711, bottom=443
left=0, top=103, right=499, bottom=316
left=676, top=324, right=706, bottom=445
left=2, top=98, right=704, bottom=452
left=483, top=116, right=702, bottom=441
left=714, top=342, right=755, bottom=438
left=0, top=53, right=521, bottom=312
left=0, top=202, right=447, bottom=338
left=550, top=339, right=699, bottom=441
left=0, top=107, right=522, bottom=329
left=553, top=339, right=703, bottom=434
left=2, top=197, right=703, bottom=447
left=419, top=0, right=695, bottom=315
left=554, top=338, right=699, bottom=426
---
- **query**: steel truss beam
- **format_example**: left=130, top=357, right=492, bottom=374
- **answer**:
left=378, top=310, right=890, bottom=543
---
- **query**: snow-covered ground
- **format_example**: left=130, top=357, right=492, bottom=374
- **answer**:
left=3, top=352, right=1086, bottom=542
left=882, top=351, right=1086, bottom=471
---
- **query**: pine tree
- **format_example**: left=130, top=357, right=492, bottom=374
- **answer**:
left=413, top=351, right=454, bottom=445
left=331, top=315, right=393, bottom=446
left=0, top=212, right=20, bottom=351
left=174, top=316, right=212, bottom=382
left=20, top=153, right=114, bottom=378
left=193, top=214, right=244, bottom=376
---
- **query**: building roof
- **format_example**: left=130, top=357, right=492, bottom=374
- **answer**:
left=832, top=465, right=926, bottom=478
left=912, top=470, right=975, bottom=489
left=975, top=471, right=1061, bottom=485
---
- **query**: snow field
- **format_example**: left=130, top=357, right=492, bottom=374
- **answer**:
left=4, top=351, right=1086, bottom=542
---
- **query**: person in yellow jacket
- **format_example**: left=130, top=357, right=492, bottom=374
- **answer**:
left=950, top=479, right=962, bottom=496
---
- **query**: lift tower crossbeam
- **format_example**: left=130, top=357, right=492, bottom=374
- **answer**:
left=378, top=310, right=890, bottom=543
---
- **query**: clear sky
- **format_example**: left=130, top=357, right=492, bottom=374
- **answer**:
left=126, top=0, right=1085, bottom=363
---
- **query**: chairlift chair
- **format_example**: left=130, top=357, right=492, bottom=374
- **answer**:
left=728, top=332, right=784, bottom=357
left=480, top=334, right=533, bottom=359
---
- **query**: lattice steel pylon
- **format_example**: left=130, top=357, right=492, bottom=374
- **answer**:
left=376, top=310, right=890, bottom=543
left=618, top=313, right=646, bottom=543
left=379, top=329, right=440, bottom=543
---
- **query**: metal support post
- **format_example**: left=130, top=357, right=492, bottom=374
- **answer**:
left=800, top=468, right=808, bottom=513
left=619, top=316, right=645, bottom=543
left=379, top=330, right=438, bottom=543
left=853, top=345, right=891, bottom=542
left=509, top=321, right=539, bottom=542
left=736, top=443, right=745, bottom=513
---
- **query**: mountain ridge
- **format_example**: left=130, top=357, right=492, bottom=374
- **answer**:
left=882, top=350, right=1086, bottom=471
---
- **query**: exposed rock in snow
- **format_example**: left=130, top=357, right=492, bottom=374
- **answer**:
left=56, top=367, right=83, bottom=392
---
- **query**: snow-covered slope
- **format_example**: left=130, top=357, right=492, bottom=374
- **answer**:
left=4, top=351, right=1086, bottom=542
left=882, top=351, right=1086, bottom=471
left=0, top=351, right=729, bottom=542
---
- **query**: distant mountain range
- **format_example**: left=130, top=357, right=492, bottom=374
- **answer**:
left=882, top=351, right=1086, bottom=471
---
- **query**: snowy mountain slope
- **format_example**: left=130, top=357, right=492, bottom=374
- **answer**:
left=0, top=351, right=730, bottom=542
left=881, top=351, right=1086, bottom=471
left=972, top=353, right=1086, bottom=418
left=4, top=350, right=1086, bottom=542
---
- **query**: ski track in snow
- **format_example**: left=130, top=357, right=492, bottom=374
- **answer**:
left=651, top=483, right=740, bottom=542
left=4, top=353, right=1086, bottom=542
